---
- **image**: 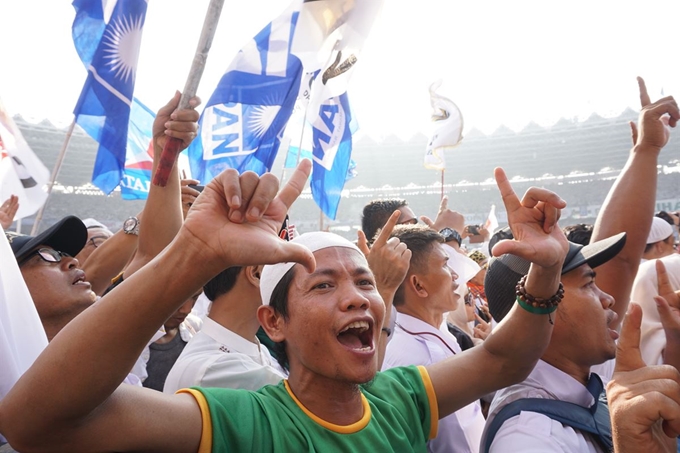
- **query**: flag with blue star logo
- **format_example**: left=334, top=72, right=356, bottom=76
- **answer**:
left=187, top=1, right=303, bottom=182
left=72, top=0, right=148, bottom=194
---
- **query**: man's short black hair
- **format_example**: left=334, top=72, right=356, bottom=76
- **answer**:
left=268, top=266, right=296, bottom=371
left=203, top=266, right=243, bottom=302
left=361, top=199, right=408, bottom=244
left=562, top=223, right=594, bottom=246
left=389, top=224, right=444, bottom=306
left=488, top=226, right=514, bottom=256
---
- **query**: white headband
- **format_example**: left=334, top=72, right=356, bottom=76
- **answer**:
left=259, top=232, right=363, bottom=306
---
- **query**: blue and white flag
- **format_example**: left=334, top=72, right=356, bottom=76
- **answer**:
left=188, top=1, right=303, bottom=182
left=288, top=0, right=383, bottom=220
left=72, top=0, right=148, bottom=194
left=120, top=98, right=155, bottom=200
left=309, top=92, right=355, bottom=220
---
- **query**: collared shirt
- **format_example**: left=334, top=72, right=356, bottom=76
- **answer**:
left=485, top=360, right=605, bottom=452
left=383, top=313, right=485, bottom=453
left=632, top=254, right=680, bottom=366
left=163, top=318, right=285, bottom=394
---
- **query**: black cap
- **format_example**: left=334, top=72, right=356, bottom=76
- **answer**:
left=485, top=232, right=626, bottom=322
left=6, top=216, right=87, bottom=262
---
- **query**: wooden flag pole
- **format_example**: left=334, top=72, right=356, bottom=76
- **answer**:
left=153, top=0, right=226, bottom=187
left=31, top=120, right=76, bottom=235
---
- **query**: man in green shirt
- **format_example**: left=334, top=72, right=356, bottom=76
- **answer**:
left=3, top=158, right=674, bottom=452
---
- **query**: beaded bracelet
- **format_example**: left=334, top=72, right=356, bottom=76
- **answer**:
left=515, top=274, right=564, bottom=324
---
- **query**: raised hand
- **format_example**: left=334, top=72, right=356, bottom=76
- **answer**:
left=180, top=160, right=315, bottom=274
left=180, top=178, right=201, bottom=219
left=473, top=313, right=492, bottom=340
left=357, top=210, right=412, bottom=295
left=420, top=195, right=465, bottom=233
left=608, top=303, right=680, bottom=453
left=491, top=168, right=568, bottom=270
left=152, top=92, right=201, bottom=157
left=635, top=77, right=679, bottom=152
left=654, top=260, right=680, bottom=347
left=0, top=194, right=19, bottom=229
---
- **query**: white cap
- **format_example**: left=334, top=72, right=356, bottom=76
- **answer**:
left=82, top=218, right=113, bottom=235
left=259, top=232, right=363, bottom=306
left=647, top=217, right=674, bottom=244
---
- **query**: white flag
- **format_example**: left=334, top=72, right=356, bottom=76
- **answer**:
left=0, top=225, right=48, bottom=442
left=484, top=204, right=499, bottom=236
left=424, top=80, right=464, bottom=170
left=0, top=98, right=49, bottom=219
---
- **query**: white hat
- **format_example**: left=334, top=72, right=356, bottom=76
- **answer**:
left=647, top=217, right=674, bottom=244
left=259, top=232, right=363, bottom=306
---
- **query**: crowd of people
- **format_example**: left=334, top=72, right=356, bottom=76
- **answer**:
left=0, top=78, right=679, bottom=452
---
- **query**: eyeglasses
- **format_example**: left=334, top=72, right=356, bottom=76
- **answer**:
left=19, top=248, right=71, bottom=266
left=87, top=235, right=109, bottom=249
left=397, top=218, right=418, bottom=226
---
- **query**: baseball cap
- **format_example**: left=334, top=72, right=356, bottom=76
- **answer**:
left=6, top=216, right=87, bottom=263
left=485, top=232, right=626, bottom=322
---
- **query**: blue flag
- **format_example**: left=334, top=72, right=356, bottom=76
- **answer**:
left=188, top=2, right=303, bottom=182
left=72, top=0, right=148, bottom=194
left=120, top=98, right=155, bottom=200
left=310, top=92, right=354, bottom=220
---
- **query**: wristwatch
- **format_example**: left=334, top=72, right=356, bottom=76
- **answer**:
left=439, top=227, right=462, bottom=247
left=123, top=216, right=140, bottom=236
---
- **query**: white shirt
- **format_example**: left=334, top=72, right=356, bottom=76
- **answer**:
left=163, top=318, right=285, bottom=394
left=631, top=254, right=680, bottom=366
left=383, top=313, right=485, bottom=453
left=485, top=360, right=605, bottom=453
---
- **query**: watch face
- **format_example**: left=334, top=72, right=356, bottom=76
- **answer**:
left=124, top=218, right=136, bottom=231
left=440, top=228, right=454, bottom=241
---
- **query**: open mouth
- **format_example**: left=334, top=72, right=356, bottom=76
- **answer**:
left=72, top=272, right=90, bottom=287
left=337, top=320, right=374, bottom=352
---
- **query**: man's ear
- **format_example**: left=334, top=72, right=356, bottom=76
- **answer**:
left=257, top=305, right=285, bottom=342
left=245, top=265, right=263, bottom=288
left=407, top=273, right=429, bottom=298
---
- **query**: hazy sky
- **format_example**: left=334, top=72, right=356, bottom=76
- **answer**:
left=1, top=0, right=679, bottom=140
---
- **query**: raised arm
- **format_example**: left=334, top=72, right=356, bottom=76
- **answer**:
left=0, top=162, right=315, bottom=452
left=122, top=92, right=200, bottom=277
left=428, top=167, right=569, bottom=417
left=81, top=215, right=140, bottom=295
left=357, top=209, right=411, bottom=366
left=592, top=78, right=679, bottom=330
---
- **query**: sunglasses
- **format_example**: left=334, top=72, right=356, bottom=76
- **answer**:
left=19, top=248, right=71, bottom=266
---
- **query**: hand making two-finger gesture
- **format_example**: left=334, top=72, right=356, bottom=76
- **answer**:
left=633, top=77, right=679, bottom=152
left=180, top=160, right=315, bottom=275
left=608, top=303, right=680, bottom=453
left=491, top=167, right=569, bottom=271
left=654, top=260, right=680, bottom=345
left=357, top=210, right=412, bottom=296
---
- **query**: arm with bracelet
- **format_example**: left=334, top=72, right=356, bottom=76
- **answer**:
left=426, top=167, right=569, bottom=418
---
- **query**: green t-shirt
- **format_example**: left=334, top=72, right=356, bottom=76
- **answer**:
left=181, top=365, right=438, bottom=452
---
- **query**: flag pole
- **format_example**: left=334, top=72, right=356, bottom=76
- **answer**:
left=319, top=209, right=324, bottom=231
left=31, top=119, right=76, bottom=235
left=153, top=0, right=226, bottom=187
left=441, top=169, right=445, bottom=201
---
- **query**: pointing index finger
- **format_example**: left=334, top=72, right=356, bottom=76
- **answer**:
left=494, top=167, right=521, bottom=213
left=439, top=195, right=449, bottom=213
left=372, top=210, right=402, bottom=249
left=614, top=303, right=646, bottom=373
left=277, top=159, right=311, bottom=210
left=638, top=76, right=651, bottom=107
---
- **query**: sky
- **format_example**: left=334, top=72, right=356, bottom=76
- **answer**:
left=1, top=0, right=679, bottom=140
